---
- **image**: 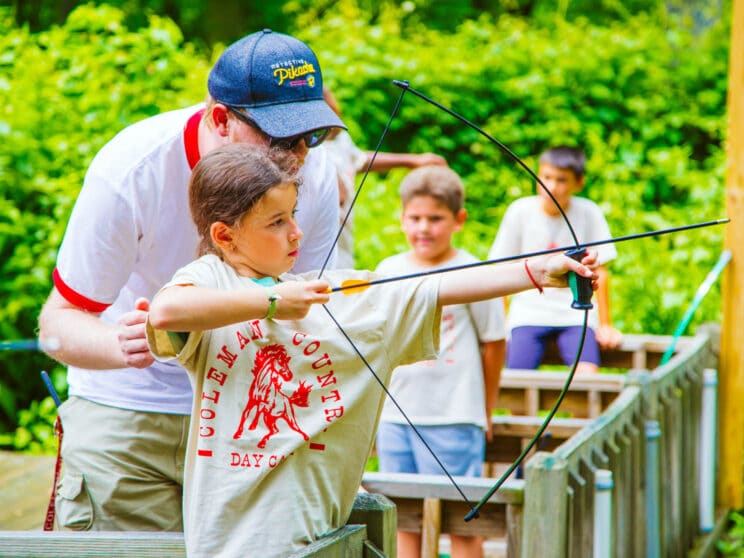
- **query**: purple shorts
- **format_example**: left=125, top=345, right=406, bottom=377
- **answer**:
left=506, top=325, right=600, bottom=369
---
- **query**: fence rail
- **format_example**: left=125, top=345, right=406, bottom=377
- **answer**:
left=0, top=492, right=394, bottom=557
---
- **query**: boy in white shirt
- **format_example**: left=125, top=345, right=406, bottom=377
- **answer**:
left=375, top=166, right=506, bottom=558
left=489, top=146, right=621, bottom=374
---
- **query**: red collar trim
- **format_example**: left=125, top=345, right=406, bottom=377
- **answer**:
left=184, top=109, right=205, bottom=170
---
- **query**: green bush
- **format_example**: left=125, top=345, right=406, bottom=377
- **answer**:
left=0, top=395, right=59, bottom=454
left=718, top=510, right=744, bottom=556
left=8, top=0, right=675, bottom=46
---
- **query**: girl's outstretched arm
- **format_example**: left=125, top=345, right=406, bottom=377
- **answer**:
left=149, top=279, right=330, bottom=332
left=437, top=251, right=598, bottom=307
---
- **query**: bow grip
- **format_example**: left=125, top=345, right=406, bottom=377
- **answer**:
left=565, top=248, right=594, bottom=310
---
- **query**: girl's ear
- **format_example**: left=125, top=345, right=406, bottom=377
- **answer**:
left=210, top=221, right=235, bottom=251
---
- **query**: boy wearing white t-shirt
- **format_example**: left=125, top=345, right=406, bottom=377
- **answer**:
left=375, top=166, right=506, bottom=558
left=489, top=146, right=621, bottom=374
left=145, top=144, right=597, bottom=557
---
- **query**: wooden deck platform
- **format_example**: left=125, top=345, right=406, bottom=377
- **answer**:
left=0, top=451, right=55, bottom=530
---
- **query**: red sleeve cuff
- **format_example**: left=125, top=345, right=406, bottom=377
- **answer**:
left=53, top=268, right=111, bottom=313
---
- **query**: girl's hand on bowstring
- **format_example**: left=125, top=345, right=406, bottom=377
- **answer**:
left=271, top=280, right=331, bottom=320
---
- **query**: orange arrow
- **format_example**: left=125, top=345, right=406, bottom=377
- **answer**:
left=326, top=279, right=372, bottom=295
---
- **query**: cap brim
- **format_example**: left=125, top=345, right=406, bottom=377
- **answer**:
left=247, top=99, right=346, bottom=139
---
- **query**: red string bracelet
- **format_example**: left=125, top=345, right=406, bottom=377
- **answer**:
left=524, top=259, right=543, bottom=294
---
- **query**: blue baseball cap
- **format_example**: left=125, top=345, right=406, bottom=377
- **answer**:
left=208, top=29, right=346, bottom=139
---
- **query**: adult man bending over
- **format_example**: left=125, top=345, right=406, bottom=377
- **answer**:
left=38, top=29, right=345, bottom=531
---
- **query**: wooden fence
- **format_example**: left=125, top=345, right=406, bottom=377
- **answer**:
left=522, top=331, right=722, bottom=558
left=361, top=331, right=725, bottom=558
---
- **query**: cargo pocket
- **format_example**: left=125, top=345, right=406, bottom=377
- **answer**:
left=55, top=472, right=93, bottom=530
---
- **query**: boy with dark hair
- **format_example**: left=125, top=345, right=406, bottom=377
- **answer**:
left=489, top=146, right=621, bottom=374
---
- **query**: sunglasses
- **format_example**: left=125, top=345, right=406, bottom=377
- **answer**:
left=227, top=107, right=331, bottom=149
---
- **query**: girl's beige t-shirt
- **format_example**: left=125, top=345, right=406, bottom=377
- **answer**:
left=147, top=254, right=440, bottom=558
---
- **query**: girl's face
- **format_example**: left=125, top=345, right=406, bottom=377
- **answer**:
left=225, top=182, right=304, bottom=278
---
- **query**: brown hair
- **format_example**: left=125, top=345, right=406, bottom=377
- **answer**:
left=398, top=166, right=464, bottom=214
left=189, top=143, right=300, bottom=257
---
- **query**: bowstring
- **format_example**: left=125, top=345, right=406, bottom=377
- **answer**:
left=317, top=87, right=406, bottom=277
left=322, top=306, right=476, bottom=509
left=316, top=86, right=478, bottom=512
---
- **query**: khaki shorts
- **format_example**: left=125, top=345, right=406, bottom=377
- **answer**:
left=55, top=396, right=188, bottom=531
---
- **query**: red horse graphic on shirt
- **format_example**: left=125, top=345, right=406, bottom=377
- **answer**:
left=233, top=344, right=312, bottom=448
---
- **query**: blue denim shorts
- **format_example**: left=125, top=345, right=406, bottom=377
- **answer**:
left=376, top=422, right=485, bottom=477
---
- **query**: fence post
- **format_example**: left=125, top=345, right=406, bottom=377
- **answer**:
left=348, top=492, right=397, bottom=557
left=699, top=368, right=718, bottom=533
left=594, top=469, right=613, bottom=558
left=522, top=452, right=568, bottom=558
left=645, top=420, right=662, bottom=558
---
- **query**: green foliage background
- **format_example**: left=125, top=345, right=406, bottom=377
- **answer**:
left=0, top=1, right=733, bottom=450
left=6, top=0, right=694, bottom=45
left=0, top=5, right=210, bottom=450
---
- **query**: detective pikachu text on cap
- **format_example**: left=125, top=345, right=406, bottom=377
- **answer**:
left=208, top=29, right=345, bottom=139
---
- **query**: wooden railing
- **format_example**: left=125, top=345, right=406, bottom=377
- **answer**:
left=361, top=331, right=723, bottom=558
left=523, top=383, right=647, bottom=557
left=523, top=331, right=721, bottom=558
left=0, top=492, right=395, bottom=557
left=361, top=472, right=525, bottom=557
left=498, top=370, right=624, bottom=419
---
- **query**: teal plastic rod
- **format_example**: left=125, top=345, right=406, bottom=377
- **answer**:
left=659, top=250, right=732, bottom=365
